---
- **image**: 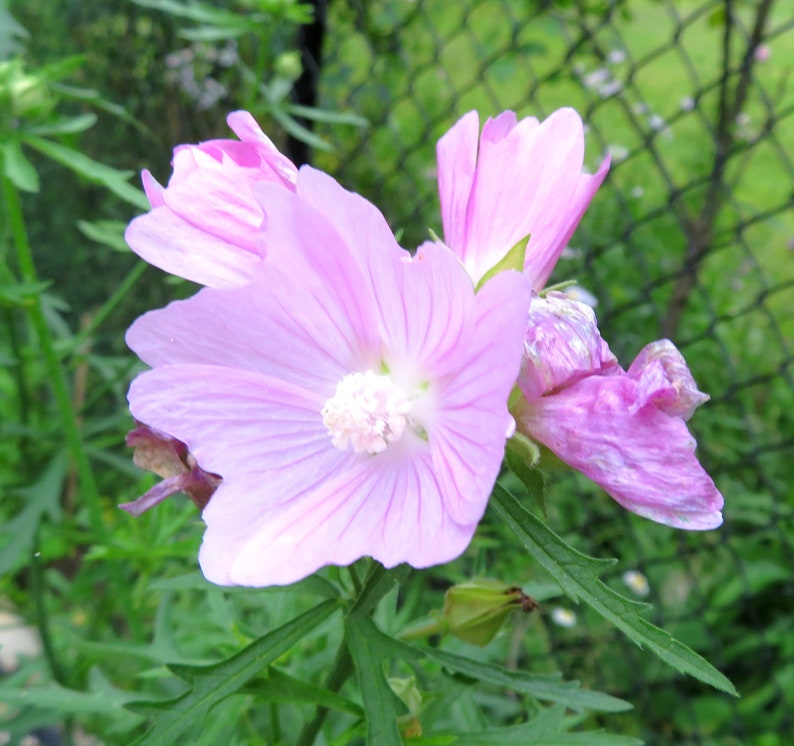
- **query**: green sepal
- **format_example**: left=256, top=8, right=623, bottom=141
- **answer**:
left=475, top=234, right=529, bottom=291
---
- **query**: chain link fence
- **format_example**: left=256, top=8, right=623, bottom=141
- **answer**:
left=302, top=1, right=794, bottom=743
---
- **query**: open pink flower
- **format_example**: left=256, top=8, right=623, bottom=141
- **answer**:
left=126, top=167, right=530, bottom=586
left=126, top=110, right=298, bottom=288
left=437, top=108, right=609, bottom=289
left=515, top=294, right=724, bottom=530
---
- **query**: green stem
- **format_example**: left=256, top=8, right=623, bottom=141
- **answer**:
left=65, top=260, right=147, bottom=356
left=30, top=536, right=75, bottom=746
left=2, top=175, right=104, bottom=534
left=295, top=643, right=354, bottom=746
left=297, top=563, right=409, bottom=745
left=397, top=616, right=446, bottom=642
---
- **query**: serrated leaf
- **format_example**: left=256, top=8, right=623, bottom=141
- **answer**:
left=241, top=667, right=363, bottom=716
left=128, top=599, right=338, bottom=745
left=491, top=485, right=738, bottom=695
left=21, top=134, right=148, bottom=209
left=1, top=139, right=39, bottom=192
left=421, top=647, right=631, bottom=713
left=0, top=666, right=138, bottom=715
left=345, top=615, right=405, bottom=746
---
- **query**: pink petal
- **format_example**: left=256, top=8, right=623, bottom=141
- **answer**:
left=128, top=365, right=349, bottom=483
left=125, top=206, right=261, bottom=288
left=525, top=154, right=610, bottom=291
left=126, top=111, right=298, bottom=287
left=518, top=375, right=724, bottom=530
left=141, top=170, right=165, bottom=208
left=430, top=269, right=531, bottom=524
left=126, top=240, right=381, bottom=389
left=627, top=339, right=709, bottom=420
left=437, top=110, right=480, bottom=255
left=199, top=455, right=477, bottom=586
left=520, top=292, right=619, bottom=400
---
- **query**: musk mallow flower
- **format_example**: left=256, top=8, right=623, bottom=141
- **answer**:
left=125, top=110, right=298, bottom=288
left=125, top=167, right=531, bottom=586
left=436, top=108, right=609, bottom=289
left=514, top=294, right=724, bottom=530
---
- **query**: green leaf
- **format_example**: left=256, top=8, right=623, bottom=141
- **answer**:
left=491, top=485, right=738, bottom=695
left=421, top=647, right=631, bottom=713
left=453, top=723, right=643, bottom=745
left=284, top=103, right=369, bottom=128
left=24, top=113, right=98, bottom=136
left=0, top=453, right=65, bottom=575
left=345, top=615, right=406, bottom=746
left=241, top=667, right=363, bottom=716
left=1, top=139, right=39, bottom=192
left=128, top=600, right=338, bottom=745
left=268, top=104, right=334, bottom=152
left=21, top=134, right=148, bottom=209
left=76, top=219, right=130, bottom=252
left=0, top=666, right=139, bottom=715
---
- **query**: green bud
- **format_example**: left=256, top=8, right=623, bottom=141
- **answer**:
left=274, top=51, right=303, bottom=83
left=0, top=60, right=52, bottom=120
left=442, top=578, right=538, bottom=647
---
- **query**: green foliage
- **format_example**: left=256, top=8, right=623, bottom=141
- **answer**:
left=1, top=0, right=792, bottom=743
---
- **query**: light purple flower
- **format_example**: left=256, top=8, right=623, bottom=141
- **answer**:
left=436, top=108, right=609, bottom=289
left=126, top=110, right=298, bottom=288
left=515, top=296, right=724, bottom=530
left=126, top=167, right=531, bottom=586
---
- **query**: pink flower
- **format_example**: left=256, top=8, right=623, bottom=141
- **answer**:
left=436, top=108, right=609, bottom=289
left=515, top=296, right=724, bottom=530
left=126, top=167, right=531, bottom=586
left=126, top=110, right=298, bottom=288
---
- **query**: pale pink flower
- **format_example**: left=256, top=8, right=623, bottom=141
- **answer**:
left=436, top=108, right=609, bottom=289
left=515, top=295, right=724, bottom=530
left=126, top=110, right=298, bottom=288
left=126, top=167, right=531, bottom=586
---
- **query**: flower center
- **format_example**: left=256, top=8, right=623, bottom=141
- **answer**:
left=322, top=370, right=414, bottom=455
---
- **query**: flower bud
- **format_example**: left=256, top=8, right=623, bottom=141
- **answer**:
left=442, top=579, right=538, bottom=647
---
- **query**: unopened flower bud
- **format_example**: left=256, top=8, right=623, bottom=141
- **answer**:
left=442, top=579, right=538, bottom=647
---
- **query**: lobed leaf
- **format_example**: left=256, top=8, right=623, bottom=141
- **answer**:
left=127, top=599, right=338, bottom=745
left=491, top=484, right=737, bottom=695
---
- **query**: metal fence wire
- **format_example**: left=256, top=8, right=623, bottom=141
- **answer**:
left=300, top=1, right=794, bottom=743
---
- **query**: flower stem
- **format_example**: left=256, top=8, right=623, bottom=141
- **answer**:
left=296, top=563, right=410, bottom=745
left=295, top=642, right=354, bottom=746
left=2, top=175, right=104, bottom=534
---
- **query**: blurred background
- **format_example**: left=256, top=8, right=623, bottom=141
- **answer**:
left=1, top=0, right=792, bottom=744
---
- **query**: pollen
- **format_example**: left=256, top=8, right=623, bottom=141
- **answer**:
left=322, top=370, right=414, bottom=455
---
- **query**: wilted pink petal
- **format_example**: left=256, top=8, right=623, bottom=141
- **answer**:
left=517, top=332, right=723, bottom=532
left=520, top=293, right=619, bottom=399
left=437, top=108, right=609, bottom=288
left=121, top=423, right=220, bottom=515
left=127, top=170, right=530, bottom=586
left=125, top=110, right=298, bottom=288
left=516, top=374, right=723, bottom=529
left=627, top=339, right=710, bottom=420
